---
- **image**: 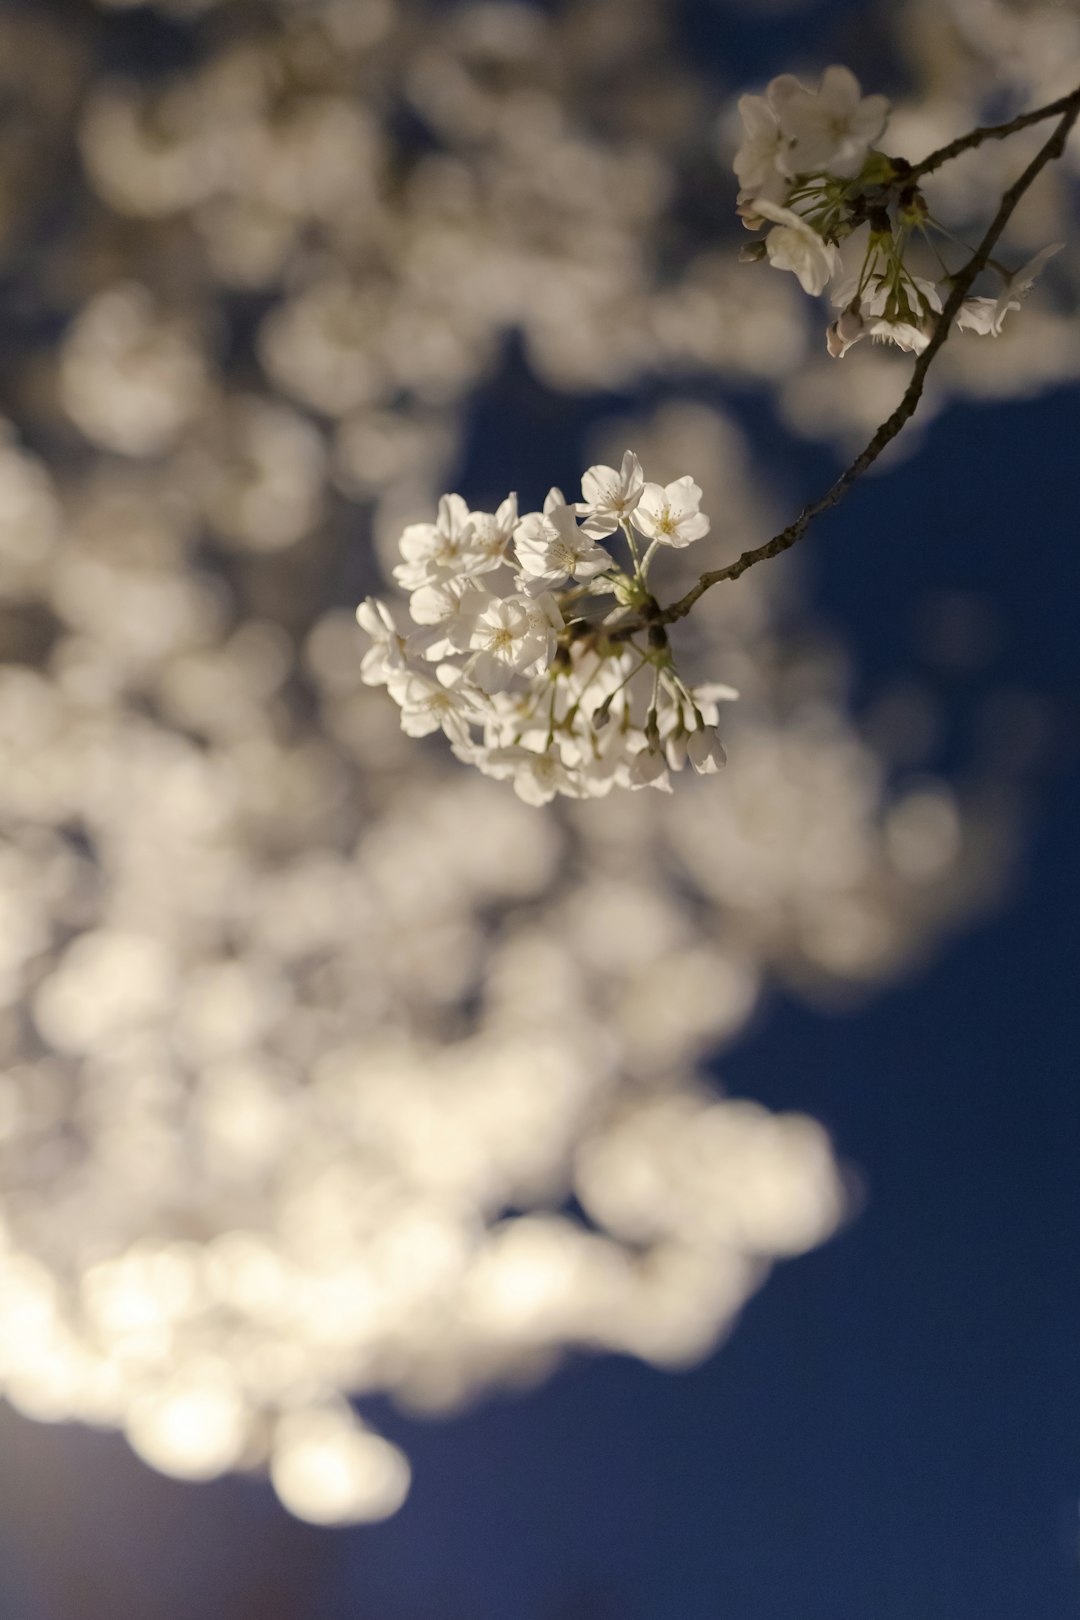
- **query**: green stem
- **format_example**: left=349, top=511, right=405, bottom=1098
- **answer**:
left=640, top=538, right=661, bottom=580
left=621, top=518, right=643, bottom=575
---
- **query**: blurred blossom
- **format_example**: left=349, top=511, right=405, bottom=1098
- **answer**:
left=192, top=397, right=326, bottom=552
left=60, top=286, right=211, bottom=457
left=0, top=426, right=60, bottom=599
left=260, top=279, right=391, bottom=417
left=270, top=1406, right=411, bottom=1526
left=0, top=0, right=1056, bottom=1526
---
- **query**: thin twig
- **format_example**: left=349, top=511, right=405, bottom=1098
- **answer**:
left=909, top=86, right=1080, bottom=180
left=643, top=88, right=1080, bottom=633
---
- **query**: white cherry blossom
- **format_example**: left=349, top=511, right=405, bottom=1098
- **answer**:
left=405, top=578, right=493, bottom=661
left=522, top=591, right=565, bottom=668
left=631, top=477, right=710, bottom=548
left=361, top=462, right=738, bottom=803
left=355, top=597, right=408, bottom=687
left=755, top=202, right=841, bottom=296
left=515, top=490, right=613, bottom=591
left=466, top=595, right=555, bottom=694
left=577, top=451, right=646, bottom=538
left=687, top=728, right=728, bottom=775
left=732, top=94, right=789, bottom=213
left=957, top=243, right=1064, bottom=337
left=829, top=274, right=942, bottom=355
left=769, top=66, right=889, bottom=180
left=468, top=493, right=519, bottom=569
left=390, top=665, right=482, bottom=745
left=692, top=682, right=741, bottom=723
left=393, top=493, right=480, bottom=591
left=482, top=745, right=576, bottom=806
left=734, top=68, right=1059, bottom=367
left=627, top=743, right=674, bottom=794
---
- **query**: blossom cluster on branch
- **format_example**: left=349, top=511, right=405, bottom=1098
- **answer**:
left=361, top=65, right=1077, bottom=794
left=359, top=453, right=734, bottom=803
left=735, top=65, right=1062, bottom=355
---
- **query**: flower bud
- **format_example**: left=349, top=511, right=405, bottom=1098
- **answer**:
left=592, top=694, right=614, bottom=729
left=687, top=728, right=727, bottom=775
left=826, top=304, right=867, bottom=358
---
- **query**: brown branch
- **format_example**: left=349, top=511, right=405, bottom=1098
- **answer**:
left=909, top=85, right=1080, bottom=180
left=643, top=89, right=1080, bottom=633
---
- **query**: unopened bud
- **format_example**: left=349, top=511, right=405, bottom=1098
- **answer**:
left=826, top=303, right=867, bottom=358
left=736, top=195, right=765, bottom=230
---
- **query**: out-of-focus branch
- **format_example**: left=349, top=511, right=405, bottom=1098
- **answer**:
left=625, top=90, right=1080, bottom=636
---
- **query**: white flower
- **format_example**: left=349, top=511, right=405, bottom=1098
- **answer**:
left=468, top=493, right=519, bottom=569
left=829, top=274, right=942, bottom=355
left=393, top=494, right=479, bottom=591
left=356, top=597, right=408, bottom=686
left=755, top=201, right=840, bottom=296
left=515, top=490, right=613, bottom=591
left=576, top=451, right=645, bottom=539
left=692, top=682, right=740, bottom=724
left=687, top=728, right=727, bottom=775
left=956, top=298, right=1007, bottom=338
left=470, top=685, right=540, bottom=749
left=869, top=318, right=931, bottom=354
left=627, top=744, right=673, bottom=794
left=956, top=242, right=1063, bottom=337
left=522, top=591, right=565, bottom=668
left=466, top=595, right=554, bottom=694
left=630, top=477, right=710, bottom=548
left=481, top=745, right=575, bottom=807
left=365, top=459, right=739, bottom=800
left=1004, top=242, right=1063, bottom=297
left=405, top=578, right=493, bottom=661
left=390, top=666, right=481, bottom=746
left=769, top=66, right=889, bottom=180
left=572, top=723, right=631, bottom=798
left=732, top=94, right=789, bottom=212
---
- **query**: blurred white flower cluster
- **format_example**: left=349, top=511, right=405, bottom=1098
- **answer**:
left=362, top=454, right=731, bottom=803
left=0, top=393, right=1020, bottom=1525
left=735, top=64, right=1063, bottom=357
left=45, top=0, right=1079, bottom=476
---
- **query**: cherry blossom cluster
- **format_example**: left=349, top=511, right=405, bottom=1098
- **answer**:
left=735, top=65, right=1062, bottom=355
left=358, top=453, right=734, bottom=804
